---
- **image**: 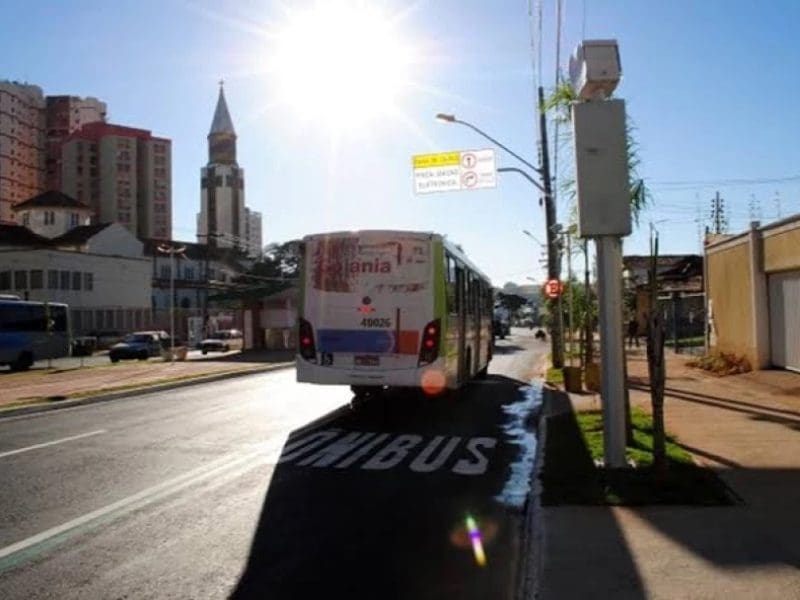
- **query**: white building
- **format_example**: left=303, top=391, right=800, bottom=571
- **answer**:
left=0, top=222, right=152, bottom=334
left=11, top=190, right=93, bottom=239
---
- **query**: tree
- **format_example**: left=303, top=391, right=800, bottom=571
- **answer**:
left=647, top=235, right=667, bottom=474
left=209, top=240, right=301, bottom=304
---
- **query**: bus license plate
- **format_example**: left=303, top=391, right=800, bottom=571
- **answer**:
left=354, top=355, right=380, bottom=366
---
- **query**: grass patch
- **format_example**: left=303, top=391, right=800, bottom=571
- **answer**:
left=541, top=405, right=735, bottom=505
left=545, top=367, right=564, bottom=386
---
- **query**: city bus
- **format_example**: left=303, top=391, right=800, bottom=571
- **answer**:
left=0, top=298, right=71, bottom=371
left=296, top=230, right=493, bottom=396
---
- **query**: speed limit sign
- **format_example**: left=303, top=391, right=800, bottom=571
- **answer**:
left=544, top=279, right=562, bottom=299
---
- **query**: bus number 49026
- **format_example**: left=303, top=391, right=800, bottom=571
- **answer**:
left=361, top=318, right=391, bottom=328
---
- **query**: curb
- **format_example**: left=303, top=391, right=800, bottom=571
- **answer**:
left=516, top=379, right=547, bottom=600
left=0, top=362, right=295, bottom=420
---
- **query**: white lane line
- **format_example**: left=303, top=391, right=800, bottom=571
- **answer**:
left=0, top=429, right=106, bottom=459
left=0, top=447, right=263, bottom=562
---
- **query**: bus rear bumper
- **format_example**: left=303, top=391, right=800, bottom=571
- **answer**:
left=296, top=357, right=450, bottom=389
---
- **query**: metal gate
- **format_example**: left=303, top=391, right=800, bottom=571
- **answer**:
left=769, top=270, right=800, bottom=371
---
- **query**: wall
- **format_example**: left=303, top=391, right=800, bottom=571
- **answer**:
left=706, top=236, right=754, bottom=361
left=763, top=220, right=800, bottom=273
left=18, top=206, right=92, bottom=238
left=84, top=223, right=143, bottom=257
left=0, top=248, right=151, bottom=308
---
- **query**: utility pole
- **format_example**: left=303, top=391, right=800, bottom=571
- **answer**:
left=158, top=244, right=186, bottom=362
left=538, top=85, right=564, bottom=368
left=710, top=191, right=727, bottom=234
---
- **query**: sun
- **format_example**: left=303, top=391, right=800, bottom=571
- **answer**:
left=271, top=1, right=415, bottom=132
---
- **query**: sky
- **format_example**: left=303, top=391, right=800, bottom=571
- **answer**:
left=2, top=0, right=799, bottom=286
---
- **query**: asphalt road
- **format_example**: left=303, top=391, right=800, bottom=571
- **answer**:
left=0, top=328, right=547, bottom=599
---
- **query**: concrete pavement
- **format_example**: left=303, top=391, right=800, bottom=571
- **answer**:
left=540, top=349, right=800, bottom=599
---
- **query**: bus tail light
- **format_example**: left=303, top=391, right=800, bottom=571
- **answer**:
left=418, top=319, right=441, bottom=366
left=298, top=318, right=317, bottom=362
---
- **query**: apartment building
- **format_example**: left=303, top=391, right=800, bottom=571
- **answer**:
left=61, top=122, right=172, bottom=240
left=0, top=81, right=46, bottom=223
left=45, top=95, right=107, bottom=190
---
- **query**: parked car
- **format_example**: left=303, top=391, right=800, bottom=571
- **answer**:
left=71, top=336, right=98, bottom=357
left=109, top=331, right=168, bottom=362
left=200, top=329, right=243, bottom=354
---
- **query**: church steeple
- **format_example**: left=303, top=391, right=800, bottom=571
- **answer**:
left=207, top=81, right=237, bottom=165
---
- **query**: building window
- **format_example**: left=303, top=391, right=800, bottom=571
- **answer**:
left=44, top=211, right=55, bottom=225
left=184, top=267, right=195, bottom=281
left=215, top=175, right=222, bottom=186
left=72, top=272, right=82, bottom=290
left=22, top=213, right=30, bottom=226
left=160, top=265, right=170, bottom=279
left=14, top=270, right=28, bottom=290
left=0, top=271, right=10, bottom=291
left=201, top=177, right=208, bottom=189
left=30, top=270, right=43, bottom=289
left=48, top=270, right=58, bottom=289
left=84, top=272, right=93, bottom=291
left=70, top=213, right=80, bottom=227
left=60, top=271, right=70, bottom=290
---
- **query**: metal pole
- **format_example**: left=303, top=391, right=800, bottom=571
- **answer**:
left=567, top=229, right=573, bottom=366
left=170, top=251, right=175, bottom=362
left=538, top=86, right=564, bottom=368
left=595, top=235, right=626, bottom=468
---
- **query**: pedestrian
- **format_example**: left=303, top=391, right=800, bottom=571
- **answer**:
left=627, top=317, right=639, bottom=348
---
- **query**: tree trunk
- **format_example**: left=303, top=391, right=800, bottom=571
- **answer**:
left=646, top=236, right=667, bottom=473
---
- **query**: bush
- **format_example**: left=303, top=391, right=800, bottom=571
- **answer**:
left=687, top=351, right=751, bottom=376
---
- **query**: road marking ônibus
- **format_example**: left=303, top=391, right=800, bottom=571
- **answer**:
left=279, top=429, right=497, bottom=475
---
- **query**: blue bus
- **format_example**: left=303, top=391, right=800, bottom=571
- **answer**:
left=0, top=297, right=71, bottom=371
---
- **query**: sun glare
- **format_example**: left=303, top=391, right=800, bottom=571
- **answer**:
left=271, top=2, right=414, bottom=131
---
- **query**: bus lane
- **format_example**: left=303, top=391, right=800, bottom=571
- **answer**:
left=232, top=335, right=545, bottom=600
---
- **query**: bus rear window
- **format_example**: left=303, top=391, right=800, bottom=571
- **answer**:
left=310, top=237, right=430, bottom=293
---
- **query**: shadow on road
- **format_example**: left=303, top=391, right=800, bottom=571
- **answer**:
left=231, top=375, right=541, bottom=600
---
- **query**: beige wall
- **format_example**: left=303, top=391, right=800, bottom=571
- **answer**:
left=706, top=214, right=800, bottom=368
left=764, top=223, right=800, bottom=273
left=707, top=238, right=754, bottom=361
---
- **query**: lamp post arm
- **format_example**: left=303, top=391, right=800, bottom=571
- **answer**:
left=497, top=167, right=548, bottom=195
left=453, top=119, right=542, bottom=175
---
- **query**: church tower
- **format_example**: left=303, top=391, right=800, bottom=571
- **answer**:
left=197, top=82, right=245, bottom=250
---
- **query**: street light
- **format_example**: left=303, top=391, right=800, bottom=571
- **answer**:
left=435, top=110, right=563, bottom=367
left=435, top=113, right=542, bottom=176
left=157, top=243, right=186, bottom=362
left=522, top=230, right=546, bottom=247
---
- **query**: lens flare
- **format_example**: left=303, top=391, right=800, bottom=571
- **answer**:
left=465, top=515, right=487, bottom=567
left=421, top=369, right=446, bottom=396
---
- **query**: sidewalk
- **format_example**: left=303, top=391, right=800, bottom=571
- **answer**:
left=540, top=350, right=800, bottom=599
left=0, top=349, right=295, bottom=410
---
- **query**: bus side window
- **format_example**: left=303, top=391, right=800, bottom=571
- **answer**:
left=455, top=266, right=465, bottom=314
left=445, top=254, right=457, bottom=313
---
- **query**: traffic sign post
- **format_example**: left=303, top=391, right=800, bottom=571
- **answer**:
left=412, top=149, right=496, bottom=194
